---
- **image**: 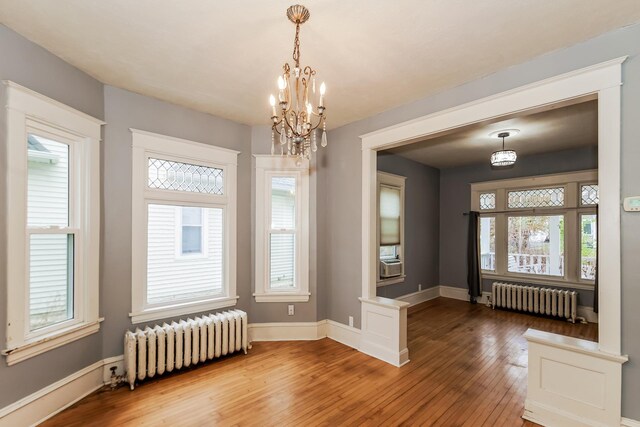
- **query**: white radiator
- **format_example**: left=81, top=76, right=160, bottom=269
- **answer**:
left=123, top=309, right=249, bottom=390
left=491, top=282, right=578, bottom=323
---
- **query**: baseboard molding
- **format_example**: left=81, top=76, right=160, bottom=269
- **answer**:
left=102, top=355, right=125, bottom=384
left=524, top=399, right=607, bottom=427
left=578, top=305, right=599, bottom=323
left=326, top=320, right=361, bottom=350
left=622, top=417, right=640, bottom=427
left=0, top=360, right=105, bottom=426
left=248, top=321, right=327, bottom=342
left=396, top=287, right=439, bottom=307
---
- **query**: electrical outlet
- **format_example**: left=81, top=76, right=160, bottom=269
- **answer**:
left=348, top=316, right=354, bottom=327
left=418, top=284, right=422, bottom=291
left=288, top=304, right=294, bottom=316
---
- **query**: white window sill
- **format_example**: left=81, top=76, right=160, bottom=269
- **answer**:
left=2, top=318, right=103, bottom=366
left=481, top=272, right=595, bottom=291
left=253, top=293, right=310, bottom=303
left=130, top=296, right=239, bottom=324
left=377, top=275, right=406, bottom=287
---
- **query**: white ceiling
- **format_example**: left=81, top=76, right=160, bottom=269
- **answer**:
left=385, top=99, right=598, bottom=169
left=1, top=1, right=639, bottom=128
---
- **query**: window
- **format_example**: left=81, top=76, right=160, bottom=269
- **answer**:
left=507, top=215, right=564, bottom=276
left=471, top=170, right=597, bottom=289
left=479, top=216, right=495, bottom=271
left=254, top=156, right=310, bottom=302
left=377, top=171, right=406, bottom=284
left=131, top=130, right=239, bottom=323
left=580, top=214, right=597, bottom=280
left=3, top=81, right=102, bottom=365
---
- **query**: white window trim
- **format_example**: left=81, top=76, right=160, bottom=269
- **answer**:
left=471, top=169, right=598, bottom=289
left=2, top=81, right=103, bottom=366
left=130, top=129, right=239, bottom=323
left=254, top=155, right=310, bottom=303
left=376, top=171, right=406, bottom=287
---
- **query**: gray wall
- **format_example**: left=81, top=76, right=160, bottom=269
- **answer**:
left=101, top=86, right=254, bottom=357
left=439, top=146, right=597, bottom=307
left=0, top=25, right=105, bottom=409
left=376, top=152, right=440, bottom=299
left=321, top=23, right=640, bottom=418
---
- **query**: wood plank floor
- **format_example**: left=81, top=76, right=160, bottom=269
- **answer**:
left=43, top=298, right=597, bottom=426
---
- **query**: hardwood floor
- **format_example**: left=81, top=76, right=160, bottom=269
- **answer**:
left=43, top=298, right=597, bottom=426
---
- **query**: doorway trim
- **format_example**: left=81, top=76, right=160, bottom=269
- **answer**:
left=359, top=57, right=628, bottom=424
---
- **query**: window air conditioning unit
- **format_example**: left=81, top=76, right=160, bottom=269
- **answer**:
left=380, top=260, right=403, bottom=278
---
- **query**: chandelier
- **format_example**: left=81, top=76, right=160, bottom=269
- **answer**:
left=269, top=5, right=327, bottom=160
left=490, top=130, right=518, bottom=167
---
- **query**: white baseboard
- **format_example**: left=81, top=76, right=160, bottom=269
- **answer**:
left=401, top=286, right=598, bottom=323
left=102, top=355, right=125, bottom=384
left=326, top=320, right=361, bottom=349
left=0, top=360, right=105, bottom=427
left=396, top=287, right=439, bottom=307
left=248, top=321, right=327, bottom=342
left=622, top=417, right=640, bottom=427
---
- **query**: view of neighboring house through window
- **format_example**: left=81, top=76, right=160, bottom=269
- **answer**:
left=131, top=130, right=238, bottom=322
left=27, top=134, right=74, bottom=331
left=270, top=176, right=296, bottom=289
left=580, top=214, right=597, bottom=280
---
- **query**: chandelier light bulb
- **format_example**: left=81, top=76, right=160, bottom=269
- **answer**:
left=269, top=95, right=277, bottom=116
left=277, top=76, right=286, bottom=90
left=320, top=82, right=326, bottom=95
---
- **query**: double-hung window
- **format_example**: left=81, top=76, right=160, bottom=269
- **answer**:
left=3, top=82, right=102, bottom=365
left=254, top=156, right=309, bottom=302
left=377, top=171, right=406, bottom=285
left=131, top=130, right=239, bottom=323
left=472, top=170, right=598, bottom=288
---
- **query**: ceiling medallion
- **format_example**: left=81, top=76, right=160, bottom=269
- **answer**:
left=269, top=4, right=327, bottom=163
left=490, top=130, right=518, bottom=167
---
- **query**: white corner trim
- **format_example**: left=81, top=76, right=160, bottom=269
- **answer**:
left=326, top=320, right=361, bottom=350
left=396, top=287, right=439, bottom=307
left=622, top=418, right=640, bottom=427
left=0, top=360, right=104, bottom=426
left=2, top=320, right=102, bottom=366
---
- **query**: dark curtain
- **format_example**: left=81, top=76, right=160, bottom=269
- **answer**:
left=467, top=211, right=481, bottom=303
left=593, top=206, right=599, bottom=313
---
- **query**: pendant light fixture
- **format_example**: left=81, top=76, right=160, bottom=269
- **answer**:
left=490, top=129, right=518, bottom=167
left=269, top=4, right=327, bottom=162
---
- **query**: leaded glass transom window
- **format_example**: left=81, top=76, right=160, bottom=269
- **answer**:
left=479, top=193, right=496, bottom=210
left=148, top=158, right=223, bottom=194
left=581, top=184, right=599, bottom=206
left=507, top=187, right=564, bottom=209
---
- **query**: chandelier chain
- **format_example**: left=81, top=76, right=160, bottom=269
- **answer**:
left=292, top=23, right=301, bottom=67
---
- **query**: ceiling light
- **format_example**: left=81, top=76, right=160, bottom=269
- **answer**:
left=270, top=4, right=327, bottom=161
left=490, top=131, right=518, bottom=167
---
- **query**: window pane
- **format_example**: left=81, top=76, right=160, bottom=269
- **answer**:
left=479, top=193, right=496, bottom=210
left=181, top=206, right=202, bottom=226
left=271, top=176, right=296, bottom=230
left=380, top=245, right=398, bottom=260
left=147, top=204, right=223, bottom=304
left=508, top=215, right=564, bottom=276
left=148, top=157, right=223, bottom=195
left=29, top=234, right=73, bottom=331
left=479, top=217, right=495, bottom=271
left=270, top=234, right=295, bottom=289
left=507, top=187, right=565, bottom=209
left=380, top=185, right=401, bottom=245
left=581, top=184, right=599, bottom=206
left=27, top=134, right=69, bottom=227
left=181, top=226, right=202, bottom=254
left=581, top=214, right=597, bottom=280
